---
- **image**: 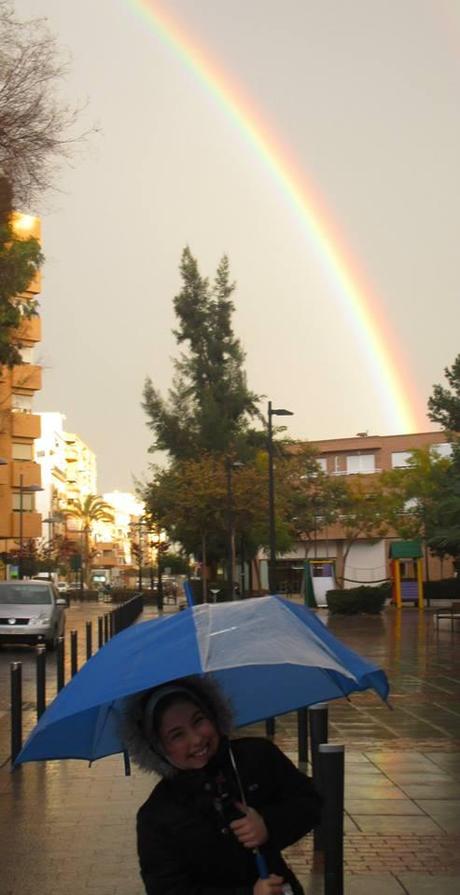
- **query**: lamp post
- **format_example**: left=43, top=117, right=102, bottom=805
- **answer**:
left=42, top=516, right=60, bottom=579
left=268, top=401, right=293, bottom=595
left=225, top=458, right=244, bottom=600
left=18, top=474, right=43, bottom=580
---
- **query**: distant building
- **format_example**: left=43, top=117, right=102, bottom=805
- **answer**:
left=34, top=413, right=97, bottom=543
left=260, top=430, right=453, bottom=593
left=92, top=491, right=145, bottom=586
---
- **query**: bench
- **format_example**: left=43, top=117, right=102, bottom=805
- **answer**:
left=433, top=600, right=460, bottom=631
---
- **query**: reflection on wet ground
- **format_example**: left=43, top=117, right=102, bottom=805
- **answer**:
left=1, top=602, right=459, bottom=894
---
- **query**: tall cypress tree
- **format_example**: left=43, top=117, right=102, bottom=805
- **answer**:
left=143, top=247, right=260, bottom=460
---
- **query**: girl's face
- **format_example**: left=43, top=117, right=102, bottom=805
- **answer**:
left=158, top=699, right=220, bottom=771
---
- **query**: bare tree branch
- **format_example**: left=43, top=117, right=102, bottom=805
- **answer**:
left=0, top=0, right=96, bottom=209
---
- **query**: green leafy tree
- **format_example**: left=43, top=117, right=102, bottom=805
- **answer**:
left=425, top=464, right=460, bottom=574
left=64, top=495, right=114, bottom=585
left=382, top=448, right=451, bottom=538
left=279, top=444, right=345, bottom=555
left=142, top=248, right=260, bottom=460
left=144, top=453, right=273, bottom=594
left=0, top=211, right=43, bottom=366
left=428, top=354, right=460, bottom=433
left=335, top=475, right=391, bottom=586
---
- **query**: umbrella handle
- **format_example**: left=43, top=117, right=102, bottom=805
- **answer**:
left=255, top=851, right=269, bottom=879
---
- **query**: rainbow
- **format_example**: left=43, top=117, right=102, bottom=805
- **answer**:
left=127, top=0, right=425, bottom=432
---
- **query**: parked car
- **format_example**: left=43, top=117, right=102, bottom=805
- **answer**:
left=56, top=581, right=70, bottom=592
left=0, top=580, right=66, bottom=650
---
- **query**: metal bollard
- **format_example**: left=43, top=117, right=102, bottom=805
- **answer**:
left=98, top=615, right=103, bottom=648
left=265, top=717, right=276, bottom=737
left=86, top=621, right=92, bottom=660
left=309, top=703, right=329, bottom=852
left=56, top=635, right=65, bottom=691
left=109, top=612, right=115, bottom=638
left=297, top=707, right=309, bottom=770
left=10, top=662, right=23, bottom=765
left=36, top=645, right=47, bottom=719
left=103, top=614, right=109, bottom=643
left=318, top=745, right=345, bottom=895
left=70, top=629, right=78, bottom=677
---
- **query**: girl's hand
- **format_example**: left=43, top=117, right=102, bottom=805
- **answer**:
left=253, top=875, right=284, bottom=895
left=230, top=802, right=268, bottom=848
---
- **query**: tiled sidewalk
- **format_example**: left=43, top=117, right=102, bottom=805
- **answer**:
left=1, top=604, right=459, bottom=894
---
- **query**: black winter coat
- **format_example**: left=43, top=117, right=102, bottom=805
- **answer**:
left=137, top=736, right=321, bottom=895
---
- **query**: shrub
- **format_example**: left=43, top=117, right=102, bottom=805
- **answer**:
left=424, top=578, right=460, bottom=600
left=326, top=584, right=390, bottom=615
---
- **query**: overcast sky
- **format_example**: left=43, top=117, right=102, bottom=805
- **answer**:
left=15, top=0, right=460, bottom=492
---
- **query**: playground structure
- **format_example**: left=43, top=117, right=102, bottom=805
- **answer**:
left=389, top=540, right=424, bottom=609
left=302, top=559, right=337, bottom=608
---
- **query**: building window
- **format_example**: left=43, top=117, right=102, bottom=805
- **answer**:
left=12, top=442, right=34, bottom=461
left=18, top=346, right=34, bottom=364
left=317, top=457, right=327, bottom=473
left=333, top=456, right=344, bottom=475
left=346, top=453, right=376, bottom=474
left=391, top=451, right=412, bottom=468
left=12, top=492, right=36, bottom=511
left=12, top=393, right=33, bottom=413
left=431, top=443, right=452, bottom=459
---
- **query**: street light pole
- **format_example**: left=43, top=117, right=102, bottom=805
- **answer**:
left=43, top=516, right=59, bottom=579
left=267, top=401, right=294, bottom=595
left=19, top=473, right=24, bottom=580
left=225, top=458, right=234, bottom=599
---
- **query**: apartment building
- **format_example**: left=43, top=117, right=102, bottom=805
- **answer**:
left=34, top=414, right=97, bottom=545
left=0, top=213, right=43, bottom=575
left=263, top=430, right=452, bottom=592
left=91, top=491, right=145, bottom=586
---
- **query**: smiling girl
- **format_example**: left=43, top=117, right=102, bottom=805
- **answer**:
left=123, top=676, right=321, bottom=895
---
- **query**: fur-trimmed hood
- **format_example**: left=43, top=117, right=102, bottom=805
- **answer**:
left=118, top=675, right=234, bottom=778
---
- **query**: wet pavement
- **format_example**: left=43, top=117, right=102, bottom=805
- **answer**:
left=1, top=601, right=459, bottom=894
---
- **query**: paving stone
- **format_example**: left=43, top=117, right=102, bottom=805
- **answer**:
left=396, top=874, right=460, bottom=894
left=346, top=798, right=424, bottom=815
left=398, top=783, right=460, bottom=799
left=351, top=814, right=443, bottom=833
left=299, top=873, right=405, bottom=894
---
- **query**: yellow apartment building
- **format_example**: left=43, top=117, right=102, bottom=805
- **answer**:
left=0, top=212, right=43, bottom=575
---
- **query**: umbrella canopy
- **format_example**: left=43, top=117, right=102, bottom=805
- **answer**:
left=16, top=596, right=389, bottom=766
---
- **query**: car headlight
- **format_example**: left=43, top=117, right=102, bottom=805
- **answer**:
left=29, top=616, right=51, bottom=626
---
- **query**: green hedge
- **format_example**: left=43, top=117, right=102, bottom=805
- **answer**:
left=423, top=578, right=460, bottom=600
left=326, top=583, right=390, bottom=615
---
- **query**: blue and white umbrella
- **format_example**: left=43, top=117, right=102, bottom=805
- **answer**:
left=16, top=596, right=389, bottom=765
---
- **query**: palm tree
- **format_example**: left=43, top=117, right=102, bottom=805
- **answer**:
left=65, top=495, right=114, bottom=586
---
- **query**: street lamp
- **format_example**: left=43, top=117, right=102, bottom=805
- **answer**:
left=17, top=474, right=43, bottom=580
left=268, top=401, right=294, bottom=594
left=225, top=458, right=244, bottom=600
left=42, top=515, right=61, bottom=579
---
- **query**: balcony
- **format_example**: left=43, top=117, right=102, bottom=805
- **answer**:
left=12, top=461, right=42, bottom=489
left=14, top=316, right=41, bottom=343
left=11, top=364, right=42, bottom=392
left=11, top=511, right=42, bottom=539
left=11, top=412, right=41, bottom=439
